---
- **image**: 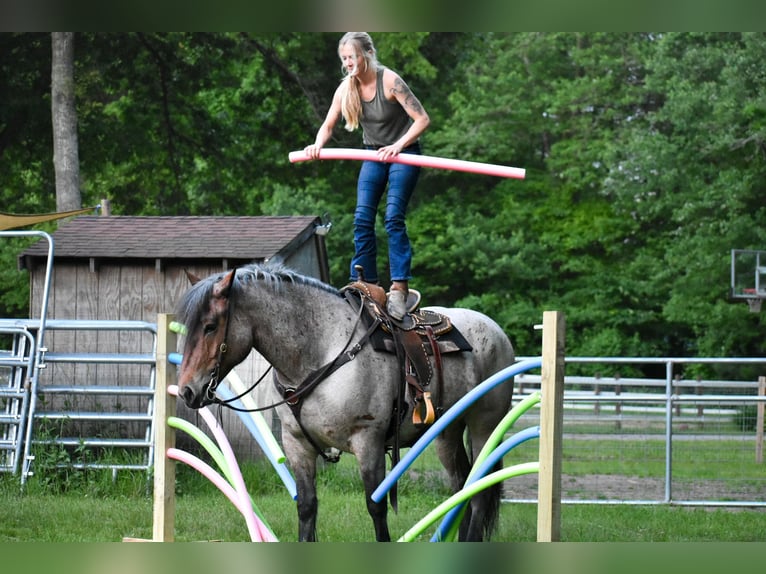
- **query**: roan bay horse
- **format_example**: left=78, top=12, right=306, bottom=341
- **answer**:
left=175, top=261, right=515, bottom=541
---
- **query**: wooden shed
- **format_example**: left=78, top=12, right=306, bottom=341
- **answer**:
left=17, top=214, right=331, bottom=460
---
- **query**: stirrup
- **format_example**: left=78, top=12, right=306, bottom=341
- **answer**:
left=322, top=447, right=342, bottom=463
left=412, top=391, right=435, bottom=426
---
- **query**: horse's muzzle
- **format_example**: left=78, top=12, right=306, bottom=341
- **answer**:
left=180, top=384, right=210, bottom=409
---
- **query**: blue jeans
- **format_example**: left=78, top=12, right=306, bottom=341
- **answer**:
left=349, top=145, right=421, bottom=283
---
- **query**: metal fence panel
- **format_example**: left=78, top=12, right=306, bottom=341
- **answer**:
left=505, top=357, right=766, bottom=507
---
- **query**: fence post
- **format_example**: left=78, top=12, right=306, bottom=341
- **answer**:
left=537, top=310, right=565, bottom=542
left=594, top=373, right=600, bottom=416
left=757, top=376, right=765, bottom=465
left=674, top=374, right=682, bottom=417
left=153, top=313, right=177, bottom=542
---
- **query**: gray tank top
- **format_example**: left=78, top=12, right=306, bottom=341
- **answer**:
left=361, top=68, right=414, bottom=147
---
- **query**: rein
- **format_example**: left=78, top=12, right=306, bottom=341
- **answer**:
left=204, top=284, right=380, bottom=464
left=209, top=287, right=379, bottom=415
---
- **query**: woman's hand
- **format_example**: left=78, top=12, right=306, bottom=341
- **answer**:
left=304, top=143, right=323, bottom=159
left=376, top=144, right=402, bottom=161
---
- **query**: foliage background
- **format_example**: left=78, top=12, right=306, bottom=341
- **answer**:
left=2, top=32, right=765, bottom=377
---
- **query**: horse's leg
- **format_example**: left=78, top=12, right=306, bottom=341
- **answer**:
left=434, top=422, right=475, bottom=540
left=351, top=436, right=391, bottom=542
left=282, top=431, right=319, bottom=541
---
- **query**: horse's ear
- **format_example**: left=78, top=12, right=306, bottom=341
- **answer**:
left=184, top=269, right=201, bottom=285
left=212, top=269, right=236, bottom=299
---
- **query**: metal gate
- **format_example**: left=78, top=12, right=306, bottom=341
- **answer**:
left=1, top=230, right=157, bottom=484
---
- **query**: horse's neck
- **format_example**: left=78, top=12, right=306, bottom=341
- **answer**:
left=243, top=281, right=355, bottom=378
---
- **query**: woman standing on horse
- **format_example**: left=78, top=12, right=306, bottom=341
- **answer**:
left=304, top=32, right=430, bottom=320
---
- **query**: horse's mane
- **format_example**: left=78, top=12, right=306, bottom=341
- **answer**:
left=175, top=260, right=340, bottom=331
left=236, top=260, right=339, bottom=296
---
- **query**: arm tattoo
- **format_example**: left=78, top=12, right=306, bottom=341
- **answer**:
left=392, top=77, right=424, bottom=114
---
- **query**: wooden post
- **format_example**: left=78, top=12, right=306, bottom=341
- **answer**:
left=614, top=375, right=622, bottom=431
left=153, top=313, right=177, bottom=542
left=593, top=373, right=600, bottom=416
left=537, top=311, right=565, bottom=542
left=756, top=376, right=765, bottom=465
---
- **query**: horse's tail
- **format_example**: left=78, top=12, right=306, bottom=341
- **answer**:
left=481, top=461, right=503, bottom=540
left=463, top=433, right=503, bottom=541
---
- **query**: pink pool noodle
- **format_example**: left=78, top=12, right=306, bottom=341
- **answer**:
left=197, top=401, right=277, bottom=542
left=288, top=148, right=525, bottom=179
left=166, top=385, right=277, bottom=542
left=166, top=448, right=259, bottom=532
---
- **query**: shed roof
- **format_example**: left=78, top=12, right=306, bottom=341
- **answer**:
left=19, top=215, right=322, bottom=267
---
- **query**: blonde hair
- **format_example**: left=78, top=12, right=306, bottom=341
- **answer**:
left=337, top=32, right=379, bottom=132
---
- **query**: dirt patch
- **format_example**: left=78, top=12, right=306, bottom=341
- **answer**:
left=503, top=473, right=766, bottom=504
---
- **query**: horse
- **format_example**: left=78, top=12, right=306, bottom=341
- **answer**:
left=174, top=261, right=515, bottom=542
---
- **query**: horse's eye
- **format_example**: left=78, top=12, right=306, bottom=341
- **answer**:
left=203, top=323, right=216, bottom=336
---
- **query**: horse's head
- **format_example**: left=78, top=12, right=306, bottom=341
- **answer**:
left=175, top=268, right=250, bottom=409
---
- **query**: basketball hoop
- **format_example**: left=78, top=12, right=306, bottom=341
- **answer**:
left=731, top=249, right=766, bottom=312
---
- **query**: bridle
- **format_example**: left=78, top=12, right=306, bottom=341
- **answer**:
left=203, top=269, right=236, bottom=402
left=198, top=268, right=280, bottom=410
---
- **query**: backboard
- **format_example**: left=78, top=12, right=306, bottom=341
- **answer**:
left=730, top=249, right=766, bottom=312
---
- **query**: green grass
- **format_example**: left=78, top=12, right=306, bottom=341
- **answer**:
left=1, top=443, right=764, bottom=543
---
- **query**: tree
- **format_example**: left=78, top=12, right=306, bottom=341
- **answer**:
left=51, top=32, right=81, bottom=211
left=604, top=33, right=766, bottom=363
left=2, top=33, right=765, bottom=366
